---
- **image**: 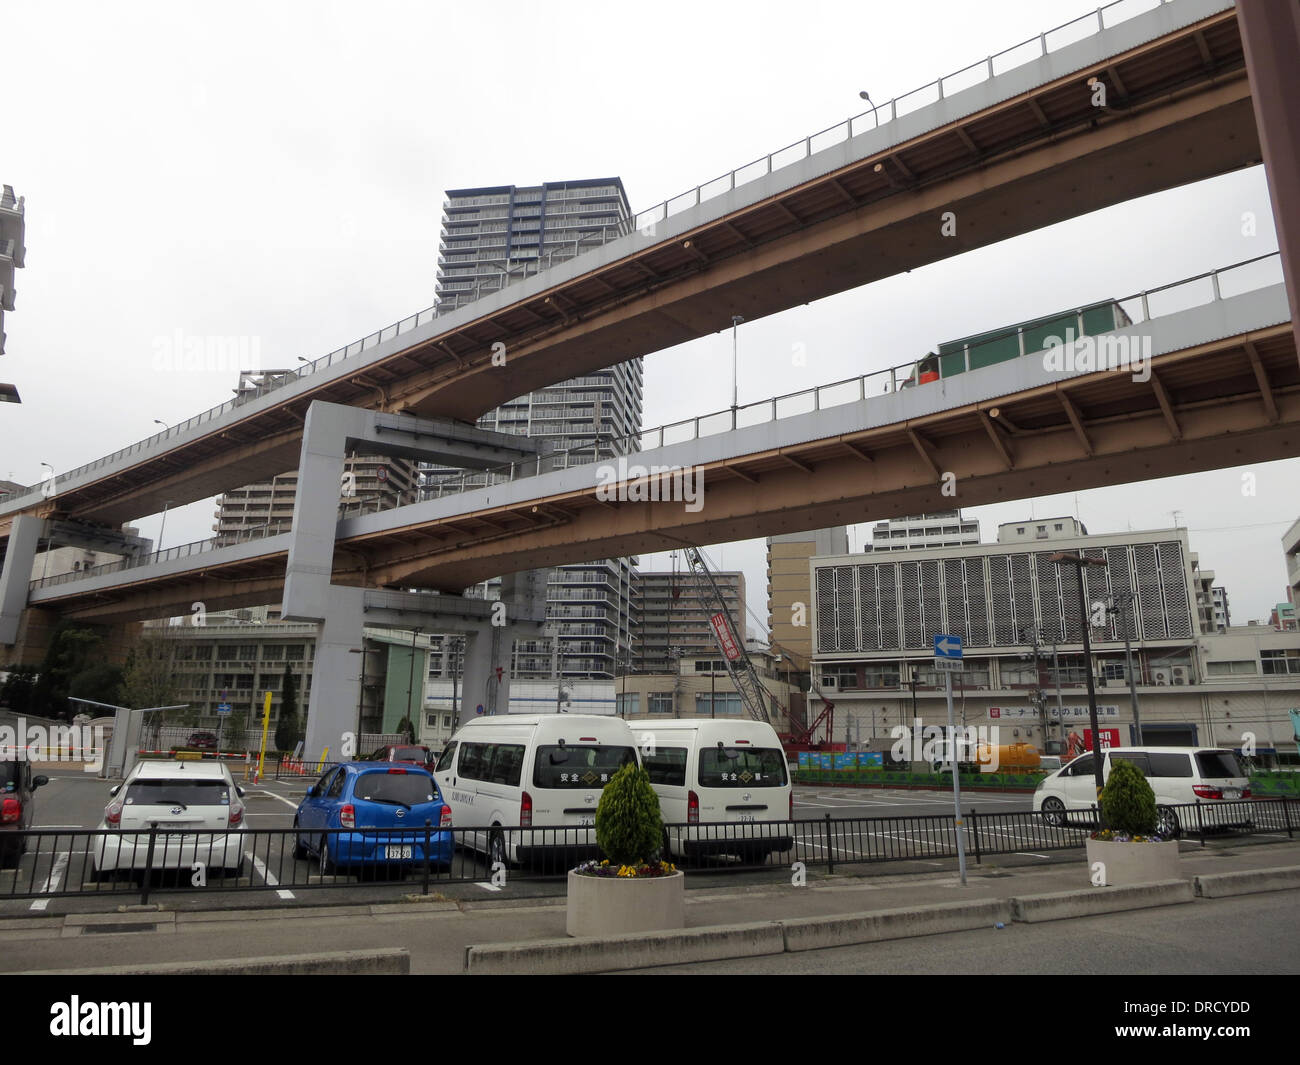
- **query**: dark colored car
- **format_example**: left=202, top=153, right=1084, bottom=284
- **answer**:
left=368, top=744, right=434, bottom=769
left=293, top=763, right=453, bottom=874
left=0, top=761, right=49, bottom=867
left=188, top=731, right=219, bottom=750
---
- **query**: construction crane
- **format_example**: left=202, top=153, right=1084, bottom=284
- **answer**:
left=684, top=548, right=776, bottom=724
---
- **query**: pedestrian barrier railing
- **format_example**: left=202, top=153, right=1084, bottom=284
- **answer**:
left=0, top=797, right=1291, bottom=905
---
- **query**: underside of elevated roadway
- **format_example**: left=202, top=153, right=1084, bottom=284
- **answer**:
left=25, top=281, right=1297, bottom=630
left=0, top=0, right=1265, bottom=537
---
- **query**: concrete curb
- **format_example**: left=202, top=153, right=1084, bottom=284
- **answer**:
left=1193, top=865, right=1300, bottom=898
left=1011, top=879, right=1194, bottom=923
left=466, top=921, right=785, bottom=975
left=782, top=899, right=1012, bottom=952
left=15, top=948, right=410, bottom=975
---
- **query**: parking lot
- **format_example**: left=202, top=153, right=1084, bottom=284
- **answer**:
left=3, top=765, right=1287, bottom=917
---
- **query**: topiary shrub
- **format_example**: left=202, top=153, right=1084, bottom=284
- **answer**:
left=1100, top=759, right=1158, bottom=836
left=595, top=762, right=663, bottom=866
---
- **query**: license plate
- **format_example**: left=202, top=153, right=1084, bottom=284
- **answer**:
left=1223, top=789, right=1240, bottom=799
left=576, top=816, right=593, bottom=827
left=738, top=814, right=756, bottom=823
left=385, top=845, right=412, bottom=860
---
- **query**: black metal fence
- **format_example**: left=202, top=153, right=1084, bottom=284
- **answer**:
left=0, top=798, right=1292, bottom=904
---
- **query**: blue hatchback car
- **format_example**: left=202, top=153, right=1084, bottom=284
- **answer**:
left=293, top=763, right=453, bottom=874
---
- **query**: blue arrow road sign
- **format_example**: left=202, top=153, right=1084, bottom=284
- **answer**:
left=216, top=703, right=231, bottom=714
left=934, top=634, right=963, bottom=658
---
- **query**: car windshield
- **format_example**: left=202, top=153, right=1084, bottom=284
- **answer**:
left=390, top=747, right=428, bottom=762
left=698, top=747, right=788, bottom=788
left=1196, top=751, right=1243, bottom=779
left=353, top=770, right=437, bottom=805
left=534, top=745, right=636, bottom=789
left=126, top=779, right=230, bottom=805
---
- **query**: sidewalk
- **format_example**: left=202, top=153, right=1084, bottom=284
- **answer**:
left=2, top=837, right=1297, bottom=974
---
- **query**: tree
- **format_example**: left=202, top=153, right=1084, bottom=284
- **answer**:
left=595, top=763, right=663, bottom=866
left=120, top=633, right=180, bottom=712
left=31, top=625, right=107, bottom=720
left=0, top=665, right=38, bottom=712
left=69, top=662, right=124, bottom=707
left=395, top=716, right=416, bottom=744
left=275, top=665, right=301, bottom=753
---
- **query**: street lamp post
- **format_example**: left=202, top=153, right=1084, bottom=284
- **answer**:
left=39, top=462, right=55, bottom=583
left=405, top=628, right=422, bottom=741
left=858, top=90, right=880, bottom=128
left=1050, top=552, right=1109, bottom=794
left=730, top=315, right=744, bottom=428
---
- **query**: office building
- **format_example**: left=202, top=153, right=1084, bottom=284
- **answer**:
left=636, top=568, right=746, bottom=675
left=870, top=511, right=981, bottom=552
left=424, top=179, right=643, bottom=681
left=809, top=524, right=1299, bottom=761
left=766, top=528, right=848, bottom=674
left=1, top=184, right=27, bottom=401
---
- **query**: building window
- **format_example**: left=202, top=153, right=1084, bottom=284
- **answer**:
left=1206, top=661, right=1256, bottom=676
left=696, top=693, right=742, bottom=715
left=1261, top=650, right=1300, bottom=675
left=648, top=693, right=673, bottom=714
left=443, top=715, right=452, bottom=729
left=426, top=714, right=437, bottom=727
left=616, top=692, right=640, bottom=716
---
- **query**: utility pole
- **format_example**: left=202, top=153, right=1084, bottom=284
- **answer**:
left=1051, top=552, right=1109, bottom=794
left=730, top=315, right=744, bottom=427
left=1109, top=592, right=1143, bottom=745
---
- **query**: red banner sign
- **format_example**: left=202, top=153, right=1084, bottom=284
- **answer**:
left=709, top=612, right=741, bottom=660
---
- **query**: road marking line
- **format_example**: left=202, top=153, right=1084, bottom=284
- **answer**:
left=476, top=882, right=502, bottom=892
left=256, top=789, right=301, bottom=810
left=30, top=850, right=70, bottom=911
left=249, top=851, right=294, bottom=899
left=1015, top=852, right=1052, bottom=859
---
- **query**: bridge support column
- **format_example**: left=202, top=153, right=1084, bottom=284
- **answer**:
left=301, top=586, right=365, bottom=765
left=0, top=514, right=41, bottom=647
left=1238, top=0, right=1300, bottom=353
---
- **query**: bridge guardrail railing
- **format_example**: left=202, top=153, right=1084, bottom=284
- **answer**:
left=0, top=797, right=1291, bottom=905
left=16, top=0, right=1192, bottom=507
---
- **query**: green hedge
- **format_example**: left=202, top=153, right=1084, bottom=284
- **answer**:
left=792, top=768, right=1043, bottom=789
left=1250, top=772, right=1300, bottom=797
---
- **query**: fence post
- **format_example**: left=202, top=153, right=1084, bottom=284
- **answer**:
left=969, top=809, right=982, bottom=865
left=1195, top=801, right=1206, bottom=848
left=1284, top=797, right=1294, bottom=840
left=141, top=821, right=159, bottom=906
left=422, top=819, right=432, bottom=896
left=824, top=812, right=834, bottom=875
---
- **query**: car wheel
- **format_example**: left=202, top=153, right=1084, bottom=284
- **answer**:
left=1041, top=797, right=1066, bottom=827
left=1156, top=806, right=1180, bottom=840
left=488, top=830, right=506, bottom=870
left=319, top=837, right=336, bottom=876
left=293, top=819, right=309, bottom=860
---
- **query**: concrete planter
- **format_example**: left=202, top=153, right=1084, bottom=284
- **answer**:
left=1085, top=838, right=1180, bottom=886
left=565, top=869, right=685, bottom=938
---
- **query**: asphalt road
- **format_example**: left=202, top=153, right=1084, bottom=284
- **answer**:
left=625, top=889, right=1300, bottom=975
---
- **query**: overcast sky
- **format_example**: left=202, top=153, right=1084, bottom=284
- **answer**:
left=3, top=0, right=1295, bottom=633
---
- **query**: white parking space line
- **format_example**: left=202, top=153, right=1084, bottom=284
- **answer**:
left=249, top=852, right=294, bottom=900
left=255, top=789, right=301, bottom=811
left=34, top=825, right=85, bottom=829
left=476, top=882, right=503, bottom=892
left=30, top=850, right=70, bottom=911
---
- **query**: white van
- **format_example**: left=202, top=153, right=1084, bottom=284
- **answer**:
left=637, top=719, right=793, bottom=862
left=1033, top=746, right=1251, bottom=838
left=433, top=715, right=638, bottom=868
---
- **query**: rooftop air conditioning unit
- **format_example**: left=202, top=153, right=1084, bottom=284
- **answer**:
left=1171, top=666, right=1191, bottom=686
left=1151, top=669, right=1172, bottom=686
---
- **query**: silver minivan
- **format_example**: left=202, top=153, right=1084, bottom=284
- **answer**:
left=1033, top=746, right=1251, bottom=838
